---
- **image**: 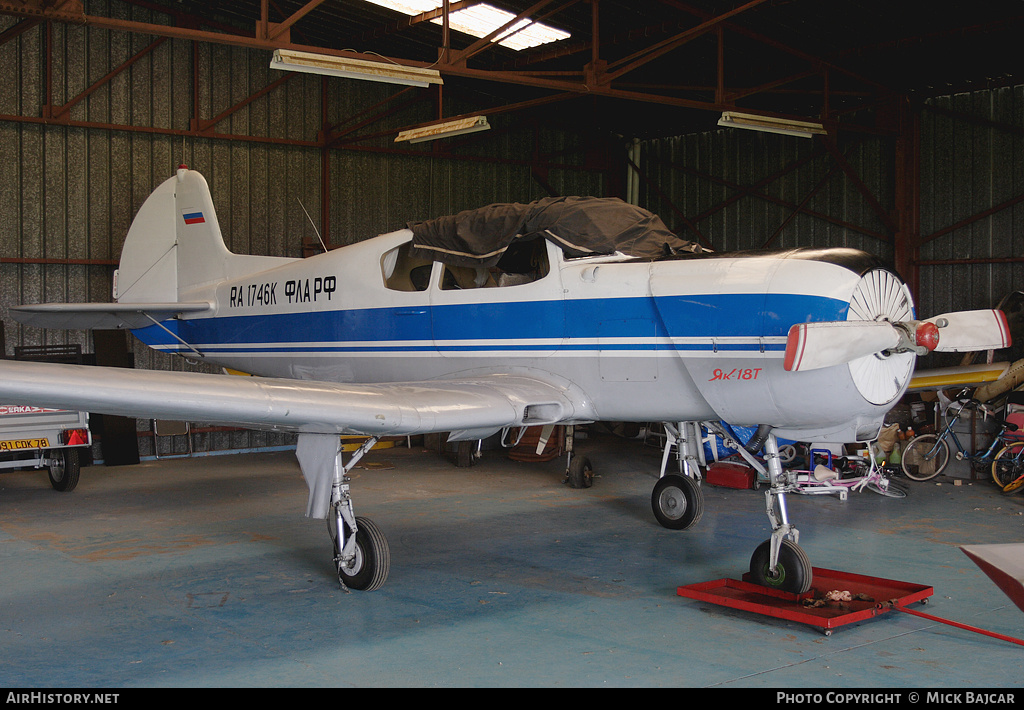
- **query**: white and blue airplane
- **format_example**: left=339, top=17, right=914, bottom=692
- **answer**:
left=0, top=167, right=1010, bottom=594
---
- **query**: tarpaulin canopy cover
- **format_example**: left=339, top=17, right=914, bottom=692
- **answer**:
left=407, top=196, right=704, bottom=268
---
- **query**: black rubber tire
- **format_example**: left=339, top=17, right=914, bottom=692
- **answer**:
left=337, top=516, right=390, bottom=591
left=566, top=456, right=594, bottom=489
left=651, top=474, right=704, bottom=530
left=900, top=434, right=949, bottom=481
left=47, top=448, right=81, bottom=492
left=748, top=538, right=813, bottom=594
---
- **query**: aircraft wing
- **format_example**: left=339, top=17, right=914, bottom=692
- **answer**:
left=0, top=359, right=586, bottom=441
left=10, top=302, right=213, bottom=330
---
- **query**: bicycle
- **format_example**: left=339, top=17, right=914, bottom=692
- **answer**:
left=792, top=446, right=907, bottom=499
left=900, top=396, right=1020, bottom=482
left=992, top=440, right=1024, bottom=493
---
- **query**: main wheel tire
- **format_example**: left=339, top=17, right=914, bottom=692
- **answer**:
left=337, top=516, right=390, bottom=591
left=992, top=442, right=1024, bottom=490
left=47, top=448, right=81, bottom=492
left=566, top=456, right=594, bottom=489
left=749, top=538, right=812, bottom=594
left=900, top=435, right=949, bottom=481
left=651, top=474, right=703, bottom=530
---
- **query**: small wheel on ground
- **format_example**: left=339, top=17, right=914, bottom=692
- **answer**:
left=47, top=448, right=81, bottom=492
left=748, top=538, right=813, bottom=594
left=651, top=474, right=703, bottom=530
left=566, top=456, right=594, bottom=489
left=336, top=516, right=390, bottom=591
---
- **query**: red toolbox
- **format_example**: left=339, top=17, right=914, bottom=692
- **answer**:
left=706, top=461, right=758, bottom=489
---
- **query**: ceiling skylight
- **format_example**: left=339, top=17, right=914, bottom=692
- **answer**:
left=363, top=1, right=570, bottom=51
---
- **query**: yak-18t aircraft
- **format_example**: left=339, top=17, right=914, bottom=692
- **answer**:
left=0, top=167, right=1010, bottom=594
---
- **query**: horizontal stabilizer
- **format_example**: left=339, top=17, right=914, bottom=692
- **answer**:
left=925, top=309, right=1011, bottom=352
left=10, top=302, right=212, bottom=330
left=784, top=321, right=900, bottom=372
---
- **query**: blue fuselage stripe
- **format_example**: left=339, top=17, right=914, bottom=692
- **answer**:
left=132, top=294, right=849, bottom=352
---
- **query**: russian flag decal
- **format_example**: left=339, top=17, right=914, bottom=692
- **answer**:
left=181, top=209, right=205, bottom=225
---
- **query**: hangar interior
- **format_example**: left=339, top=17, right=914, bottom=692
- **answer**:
left=2, top=0, right=1024, bottom=688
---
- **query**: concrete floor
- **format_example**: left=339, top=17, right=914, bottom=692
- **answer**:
left=1, top=431, right=1022, bottom=688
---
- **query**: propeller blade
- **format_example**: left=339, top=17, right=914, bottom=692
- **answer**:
left=784, top=321, right=901, bottom=372
left=925, top=309, right=1011, bottom=352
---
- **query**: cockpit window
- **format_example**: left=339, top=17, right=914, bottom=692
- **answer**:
left=382, top=242, right=433, bottom=292
left=440, top=238, right=550, bottom=290
left=384, top=237, right=552, bottom=292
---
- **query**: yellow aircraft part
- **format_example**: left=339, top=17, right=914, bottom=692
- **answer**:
left=974, top=359, right=1024, bottom=402
left=341, top=436, right=397, bottom=452
left=909, top=362, right=1010, bottom=391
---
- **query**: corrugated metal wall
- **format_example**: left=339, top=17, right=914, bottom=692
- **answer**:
left=637, top=130, right=893, bottom=261
left=0, top=9, right=604, bottom=457
left=919, top=87, right=1024, bottom=321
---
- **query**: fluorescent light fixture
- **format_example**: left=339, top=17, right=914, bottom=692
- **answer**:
left=395, top=116, right=490, bottom=143
left=718, top=111, right=826, bottom=138
left=362, top=1, right=570, bottom=51
left=270, top=49, right=442, bottom=87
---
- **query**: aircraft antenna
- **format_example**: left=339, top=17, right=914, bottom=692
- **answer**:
left=297, top=198, right=328, bottom=253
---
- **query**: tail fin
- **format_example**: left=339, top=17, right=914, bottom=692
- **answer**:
left=115, top=167, right=293, bottom=303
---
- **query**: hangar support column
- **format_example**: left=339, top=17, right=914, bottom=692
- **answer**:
left=893, top=99, right=921, bottom=298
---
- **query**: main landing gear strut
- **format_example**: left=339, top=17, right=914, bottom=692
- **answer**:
left=651, top=422, right=813, bottom=595
left=298, top=433, right=390, bottom=592
left=330, top=436, right=390, bottom=591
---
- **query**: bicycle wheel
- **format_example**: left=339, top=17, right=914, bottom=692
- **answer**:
left=867, top=478, right=908, bottom=498
left=991, top=442, right=1024, bottom=492
left=901, top=434, right=950, bottom=481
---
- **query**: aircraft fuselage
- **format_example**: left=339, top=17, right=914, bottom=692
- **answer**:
left=133, top=229, right=915, bottom=443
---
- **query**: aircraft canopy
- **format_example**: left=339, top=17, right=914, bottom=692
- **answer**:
left=407, top=196, right=704, bottom=268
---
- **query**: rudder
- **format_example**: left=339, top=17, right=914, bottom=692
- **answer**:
left=115, top=167, right=236, bottom=303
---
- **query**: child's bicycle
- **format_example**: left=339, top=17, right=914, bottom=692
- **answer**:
left=900, top=395, right=1023, bottom=483
left=792, top=447, right=906, bottom=500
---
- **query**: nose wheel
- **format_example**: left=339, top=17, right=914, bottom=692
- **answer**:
left=748, top=538, right=812, bottom=594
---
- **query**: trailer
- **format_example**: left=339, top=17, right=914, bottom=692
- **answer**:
left=0, top=404, right=92, bottom=491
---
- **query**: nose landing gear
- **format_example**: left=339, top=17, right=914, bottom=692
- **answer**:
left=652, top=422, right=813, bottom=595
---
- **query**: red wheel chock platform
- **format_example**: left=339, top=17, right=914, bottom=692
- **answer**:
left=678, top=566, right=1024, bottom=645
left=676, top=567, right=932, bottom=636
